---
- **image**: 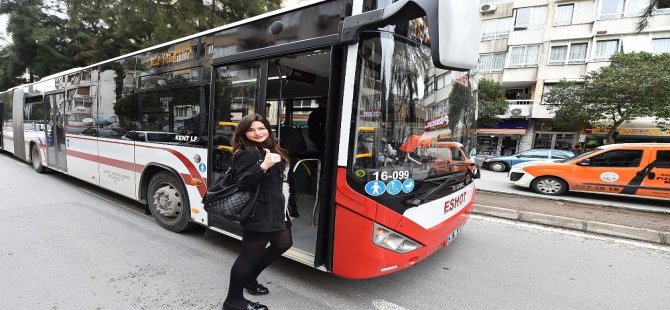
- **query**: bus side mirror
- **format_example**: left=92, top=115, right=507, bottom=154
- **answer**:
left=432, top=0, right=480, bottom=70
left=340, top=0, right=480, bottom=70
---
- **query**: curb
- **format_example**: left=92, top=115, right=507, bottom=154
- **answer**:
left=476, top=188, right=670, bottom=215
left=473, top=204, right=670, bottom=245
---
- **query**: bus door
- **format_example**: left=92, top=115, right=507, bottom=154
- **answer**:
left=45, top=92, right=67, bottom=171
left=209, top=49, right=335, bottom=267
left=266, top=50, right=332, bottom=260
left=208, top=60, right=263, bottom=235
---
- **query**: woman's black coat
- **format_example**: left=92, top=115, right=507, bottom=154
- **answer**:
left=232, top=148, right=289, bottom=232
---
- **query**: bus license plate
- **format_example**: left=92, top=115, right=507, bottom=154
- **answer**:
left=447, top=225, right=464, bottom=245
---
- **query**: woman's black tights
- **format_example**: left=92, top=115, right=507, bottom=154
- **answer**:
left=225, top=228, right=293, bottom=305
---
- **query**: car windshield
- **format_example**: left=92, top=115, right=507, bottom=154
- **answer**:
left=556, top=147, right=603, bottom=163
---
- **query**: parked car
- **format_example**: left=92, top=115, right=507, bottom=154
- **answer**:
left=508, top=143, right=670, bottom=200
left=482, top=149, right=575, bottom=172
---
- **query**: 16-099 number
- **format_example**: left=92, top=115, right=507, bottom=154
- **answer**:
left=372, top=170, right=410, bottom=181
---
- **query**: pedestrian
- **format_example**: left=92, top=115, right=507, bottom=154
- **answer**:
left=223, top=114, right=294, bottom=310
left=571, top=144, right=582, bottom=155
left=307, top=96, right=327, bottom=155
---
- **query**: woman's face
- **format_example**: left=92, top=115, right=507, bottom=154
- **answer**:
left=245, top=121, right=269, bottom=143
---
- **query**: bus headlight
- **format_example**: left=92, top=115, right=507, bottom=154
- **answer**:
left=372, top=223, right=423, bottom=254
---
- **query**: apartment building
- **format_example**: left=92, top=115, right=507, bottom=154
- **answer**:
left=477, top=0, right=670, bottom=156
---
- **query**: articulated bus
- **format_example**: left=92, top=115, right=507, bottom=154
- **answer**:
left=0, top=0, right=480, bottom=279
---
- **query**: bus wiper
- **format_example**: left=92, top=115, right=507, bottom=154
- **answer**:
left=406, top=173, right=464, bottom=207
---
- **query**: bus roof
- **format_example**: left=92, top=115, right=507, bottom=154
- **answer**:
left=37, top=0, right=329, bottom=83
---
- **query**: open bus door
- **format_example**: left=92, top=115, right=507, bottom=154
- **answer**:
left=45, top=92, right=67, bottom=171
left=208, top=46, right=337, bottom=270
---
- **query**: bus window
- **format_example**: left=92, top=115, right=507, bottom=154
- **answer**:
left=348, top=31, right=477, bottom=210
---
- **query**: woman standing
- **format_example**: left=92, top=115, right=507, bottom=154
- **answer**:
left=223, top=114, right=293, bottom=310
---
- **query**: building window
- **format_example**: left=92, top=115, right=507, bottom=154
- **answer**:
left=478, top=53, right=506, bottom=72
left=434, top=72, right=452, bottom=91
left=554, top=4, right=574, bottom=26
left=549, top=43, right=588, bottom=64
left=652, top=38, right=670, bottom=54
left=508, top=45, right=540, bottom=67
left=425, top=82, right=435, bottom=95
left=514, top=6, right=547, bottom=30
left=658, top=0, right=670, bottom=13
left=600, top=0, right=624, bottom=19
left=481, top=17, right=512, bottom=40
left=600, top=0, right=651, bottom=19
left=594, top=40, right=620, bottom=61
left=624, top=0, right=650, bottom=17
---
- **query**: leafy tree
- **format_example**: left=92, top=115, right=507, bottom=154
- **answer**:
left=448, top=81, right=477, bottom=150
left=0, top=0, right=282, bottom=87
left=545, top=52, right=670, bottom=143
left=636, top=0, right=670, bottom=32
left=476, top=79, right=508, bottom=126
left=542, top=80, right=590, bottom=132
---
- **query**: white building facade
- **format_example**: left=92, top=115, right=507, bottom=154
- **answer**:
left=477, top=0, right=670, bottom=156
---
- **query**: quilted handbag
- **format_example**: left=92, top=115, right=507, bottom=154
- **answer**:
left=202, top=158, right=261, bottom=222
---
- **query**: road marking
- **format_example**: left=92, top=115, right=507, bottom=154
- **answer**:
left=473, top=215, right=670, bottom=252
left=372, top=299, right=408, bottom=310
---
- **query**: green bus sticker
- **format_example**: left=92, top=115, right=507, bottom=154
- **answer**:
left=355, top=170, right=366, bottom=178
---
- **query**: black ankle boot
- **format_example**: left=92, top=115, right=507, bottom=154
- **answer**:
left=223, top=301, right=269, bottom=310
left=244, top=283, right=269, bottom=295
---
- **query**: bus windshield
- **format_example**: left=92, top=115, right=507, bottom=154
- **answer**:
left=348, top=31, right=477, bottom=210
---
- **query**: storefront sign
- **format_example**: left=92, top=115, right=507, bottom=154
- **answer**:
left=588, top=128, right=670, bottom=136
left=425, top=115, right=449, bottom=130
left=149, top=46, right=196, bottom=68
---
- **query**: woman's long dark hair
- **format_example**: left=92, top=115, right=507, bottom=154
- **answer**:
left=232, top=114, right=289, bottom=163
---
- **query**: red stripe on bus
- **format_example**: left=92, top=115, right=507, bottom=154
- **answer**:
left=66, top=149, right=144, bottom=172
left=66, top=139, right=207, bottom=198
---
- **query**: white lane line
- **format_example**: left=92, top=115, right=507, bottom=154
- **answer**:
left=372, top=299, right=408, bottom=310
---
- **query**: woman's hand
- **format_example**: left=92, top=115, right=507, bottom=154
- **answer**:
left=260, top=149, right=281, bottom=171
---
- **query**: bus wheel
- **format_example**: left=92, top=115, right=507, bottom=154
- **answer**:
left=31, top=145, right=47, bottom=173
left=147, top=171, right=194, bottom=232
left=531, top=176, right=567, bottom=196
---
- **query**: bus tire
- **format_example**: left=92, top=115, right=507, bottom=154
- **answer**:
left=531, top=176, right=568, bottom=196
left=147, top=171, right=195, bottom=232
left=31, top=144, right=47, bottom=174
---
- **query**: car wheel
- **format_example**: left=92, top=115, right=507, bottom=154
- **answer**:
left=31, top=145, right=47, bottom=174
left=147, top=171, right=196, bottom=232
left=531, top=176, right=568, bottom=196
left=488, top=162, right=508, bottom=172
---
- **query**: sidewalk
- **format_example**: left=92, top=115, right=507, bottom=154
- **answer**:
left=473, top=189, right=670, bottom=245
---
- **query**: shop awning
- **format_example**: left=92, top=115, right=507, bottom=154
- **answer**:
left=477, top=128, right=527, bottom=135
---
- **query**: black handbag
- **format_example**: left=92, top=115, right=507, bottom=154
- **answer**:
left=203, top=156, right=262, bottom=222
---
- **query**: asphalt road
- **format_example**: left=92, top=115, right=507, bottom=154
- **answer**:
left=2, top=152, right=670, bottom=309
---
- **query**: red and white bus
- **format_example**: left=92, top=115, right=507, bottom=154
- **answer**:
left=0, top=0, right=480, bottom=279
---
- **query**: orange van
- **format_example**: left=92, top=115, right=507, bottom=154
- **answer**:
left=508, top=143, right=670, bottom=200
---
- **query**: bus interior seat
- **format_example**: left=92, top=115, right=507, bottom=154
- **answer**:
left=280, top=126, right=319, bottom=159
left=213, top=135, right=233, bottom=172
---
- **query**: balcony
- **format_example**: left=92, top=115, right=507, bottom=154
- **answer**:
left=500, top=100, right=533, bottom=118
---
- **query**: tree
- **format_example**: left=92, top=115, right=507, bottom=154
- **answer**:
left=0, top=0, right=283, bottom=87
left=542, top=80, right=590, bottom=132
left=636, top=0, right=670, bottom=32
left=477, top=79, right=508, bottom=127
left=545, top=52, right=670, bottom=144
